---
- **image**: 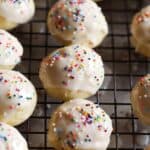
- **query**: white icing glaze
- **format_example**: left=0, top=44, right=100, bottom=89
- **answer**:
left=0, top=29, right=23, bottom=67
left=131, top=5, right=150, bottom=55
left=0, top=70, right=37, bottom=126
left=40, top=44, right=104, bottom=95
left=0, top=122, right=28, bottom=150
left=48, top=99, right=113, bottom=150
left=131, top=74, right=150, bottom=125
left=0, top=0, right=35, bottom=24
left=48, top=0, right=108, bottom=48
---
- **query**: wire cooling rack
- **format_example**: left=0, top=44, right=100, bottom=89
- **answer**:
left=11, top=0, right=150, bottom=149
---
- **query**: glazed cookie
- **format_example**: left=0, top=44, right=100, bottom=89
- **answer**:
left=39, top=44, right=104, bottom=101
left=0, top=70, right=37, bottom=126
left=47, top=0, right=108, bottom=48
left=48, top=99, right=113, bottom=150
left=0, top=30, right=23, bottom=70
left=131, top=74, right=150, bottom=125
left=131, top=5, right=150, bottom=57
left=0, top=0, right=35, bottom=30
left=0, top=122, right=28, bottom=150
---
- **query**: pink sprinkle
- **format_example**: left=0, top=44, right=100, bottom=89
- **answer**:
left=74, top=64, right=78, bottom=67
left=16, top=88, right=20, bottom=92
left=9, top=105, right=14, bottom=110
left=4, top=80, right=8, bottom=83
left=77, top=124, right=80, bottom=128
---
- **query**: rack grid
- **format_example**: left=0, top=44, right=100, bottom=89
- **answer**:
left=11, top=0, right=150, bottom=149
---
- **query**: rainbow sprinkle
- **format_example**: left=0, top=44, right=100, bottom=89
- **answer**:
left=53, top=102, right=110, bottom=149
left=44, top=45, right=102, bottom=87
left=49, top=0, right=91, bottom=35
left=0, top=71, right=35, bottom=112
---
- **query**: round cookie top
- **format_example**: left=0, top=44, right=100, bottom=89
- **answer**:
left=40, top=44, right=104, bottom=95
left=0, top=29, right=23, bottom=67
left=131, top=5, right=150, bottom=44
left=48, top=99, right=113, bottom=150
left=0, top=0, right=35, bottom=24
left=131, top=74, right=150, bottom=125
left=48, top=0, right=108, bottom=48
left=0, top=70, right=37, bottom=126
left=0, top=122, right=28, bottom=150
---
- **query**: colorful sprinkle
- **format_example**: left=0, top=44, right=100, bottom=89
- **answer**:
left=44, top=45, right=103, bottom=89
left=52, top=100, right=112, bottom=149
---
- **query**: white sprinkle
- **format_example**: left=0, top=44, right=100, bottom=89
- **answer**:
left=53, top=128, right=57, bottom=132
left=59, top=112, right=62, bottom=118
left=3, top=112, right=8, bottom=117
left=52, top=123, right=56, bottom=127
left=50, top=64, right=53, bottom=67
left=63, top=27, right=66, bottom=30
left=144, top=94, right=148, bottom=98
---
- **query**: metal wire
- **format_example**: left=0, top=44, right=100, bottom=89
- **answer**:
left=11, top=0, right=150, bottom=149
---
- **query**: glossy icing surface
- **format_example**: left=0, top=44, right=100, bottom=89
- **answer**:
left=40, top=45, right=104, bottom=96
left=0, top=0, right=35, bottom=24
left=48, top=99, right=113, bottom=150
left=0, top=122, right=28, bottom=150
left=48, top=0, right=108, bottom=48
left=0, top=70, right=37, bottom=126
left=0, top=29, right=23, bottom=67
